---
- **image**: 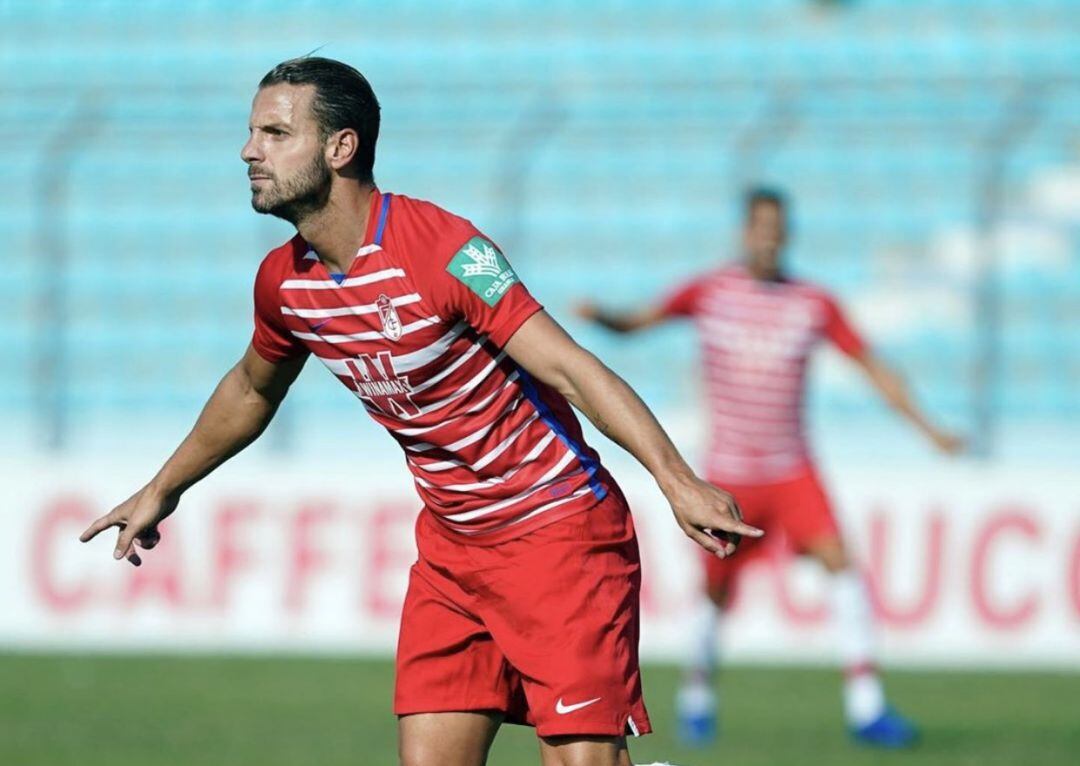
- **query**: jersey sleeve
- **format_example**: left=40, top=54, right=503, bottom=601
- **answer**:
left=251, top=255, right=309, bottom=363
left=658, top=278, right=704, bottom=318
left=821, top=293, right=867, bottom=358
left=412, top=216, right=543, bottom=348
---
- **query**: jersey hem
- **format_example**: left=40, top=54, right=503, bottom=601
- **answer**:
left=706, top=459, right=819, bottom=488
left=420, top=493, right=607, bottom=547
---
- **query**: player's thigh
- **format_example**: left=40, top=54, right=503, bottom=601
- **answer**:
left=779, top=471, right=848, bottom=571
left=477, top=495, right=651, bottom=738
left=398, top=711, right=502, bottom=766
left=538, top=735, right=632, bottom=766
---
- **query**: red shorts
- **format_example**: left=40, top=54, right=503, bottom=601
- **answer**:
left=702, top=468, right=840, bottom=596
left=394, top=487, right=652, bottom=738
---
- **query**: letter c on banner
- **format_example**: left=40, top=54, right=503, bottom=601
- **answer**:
left=971, top=510, right=1041, bottom=629
left=1069, top=527, right=1080, bottom=621
left=31, top=496, right=97, bottom=612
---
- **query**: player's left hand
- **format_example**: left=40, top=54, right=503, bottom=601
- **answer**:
left=931, top=430, right=966, bottom=456
left=664, top=474, right=763, bottom=558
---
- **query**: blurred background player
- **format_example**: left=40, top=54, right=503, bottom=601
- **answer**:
left=577, top=187, right=965, bottom=749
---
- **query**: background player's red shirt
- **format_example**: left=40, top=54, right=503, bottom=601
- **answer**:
left=253, top=190, right=612, bottom=541
left=661, top=264, right=866, bottom=485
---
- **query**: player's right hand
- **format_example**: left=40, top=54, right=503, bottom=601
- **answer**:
left=79, top=485, right=179, bottom=566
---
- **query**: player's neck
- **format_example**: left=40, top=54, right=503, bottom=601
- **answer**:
left=296, top=182, right=376, bottom=274
left=745, top=258, right=783, bottom=282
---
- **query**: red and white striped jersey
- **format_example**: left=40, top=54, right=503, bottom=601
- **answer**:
left=252, top=190, right=612, bottom=542
left=661, top=264, right=866, bottom=485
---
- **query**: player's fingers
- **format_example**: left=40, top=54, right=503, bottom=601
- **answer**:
left=684, top=524, right=725, bottom=557
left=706, top=509, right=763, bottom=538
left=79, top=513, right=118, bottom=543
left=134, top=527, right=161, bottom=550
left=114, top=526, right=139, bottom=560
left=126, top=548, right=142, bottom=567
left=724, top=520, right=764, bottom=538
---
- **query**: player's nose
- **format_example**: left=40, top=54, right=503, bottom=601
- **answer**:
left=240, top=136, right=262, bottom=164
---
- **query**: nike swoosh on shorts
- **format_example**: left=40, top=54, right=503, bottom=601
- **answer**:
left=555, top=697, right=602, bottom=715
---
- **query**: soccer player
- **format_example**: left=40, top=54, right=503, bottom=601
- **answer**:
left=77, top=57, right=760, bottom=766
left=576, top=187, right=963, bottom=749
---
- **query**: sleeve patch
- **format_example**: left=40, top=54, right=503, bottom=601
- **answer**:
left=446, top=236, right=519, bottom=307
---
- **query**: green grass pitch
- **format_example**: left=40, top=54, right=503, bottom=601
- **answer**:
left=1, top=654, right=1077, bottom=765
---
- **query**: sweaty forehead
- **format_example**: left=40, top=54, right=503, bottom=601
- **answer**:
left=250, top=83, right=317, bottom=128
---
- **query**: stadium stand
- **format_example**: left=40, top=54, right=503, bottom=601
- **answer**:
left=3, top=0, right=1078, bottom=452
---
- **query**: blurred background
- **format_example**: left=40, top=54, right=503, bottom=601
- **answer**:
left=2, top=1, right=1078, bottom=764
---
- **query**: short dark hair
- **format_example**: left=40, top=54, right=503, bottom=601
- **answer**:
left=744, top=186, right=786, bottom=218
left=260, top=57, right=381, bottom=183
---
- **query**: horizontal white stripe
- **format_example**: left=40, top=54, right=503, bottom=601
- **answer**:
left=443, top=450, right=579, bottom=523
left=415, top=431, right=560, bottom=492
left=708, top=396, right=803, bottom=422
left=411, top=411, right=539, bottom=472
left=698, top=316, right=819, bottom=350
left=448, top=487, right=592, bottom=536
left=709, top=451, right=806, bottom=466
left=403, top=351, right=508, bottom=421
left=356, top=243, right=382, bottom=257
left=704, top=369, right=807, bottom=395
left=700, top=348, right=806, bottom=376
left=392, top=321, right=469, bottom=372
left=394, top=370, right=519, bottom=437
left=411, top=336, right=489, bottom=395
left=292, top=316, right=439, bottom=343
left=280, top=268, right=405, bottom=290
left=311, top=322, right=469, bottom=390
left=281, top=294, right=422, bottom=318
left=407, top=396, right=522, bottom=454
left=709, top=428, right=804, bottom=450
left=709, top=411, right=803, bottom=436
left=704, top=375, right=803, bottom=399
left=705, top=383, right=803, bottom=408
left=699, top=303, right=819, bottom=325
left=700, top=285, right=823, bottom=310
left=708, top=389, right=802, bottom=410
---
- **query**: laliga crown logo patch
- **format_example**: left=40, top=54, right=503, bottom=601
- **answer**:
left=377, top=294, right=403, bottom=341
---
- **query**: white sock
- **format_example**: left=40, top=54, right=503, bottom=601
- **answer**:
left=830, top=569, right=886, bottom=726
left=681, top=596, right=719, bottom=686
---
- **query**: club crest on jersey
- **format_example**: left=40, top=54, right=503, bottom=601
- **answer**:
left=344, top=351, right=421, bottom=417
left=376, top=293, right=403, bottom=341
left=446, top=236, right=518, bottom=307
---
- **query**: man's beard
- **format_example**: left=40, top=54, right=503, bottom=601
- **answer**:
left=250, top=152, right=332, bottom=225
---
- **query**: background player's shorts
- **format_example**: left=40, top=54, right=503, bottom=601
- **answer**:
left=702, top=467, right=840, bottom=599
left=394, top=486, right=652, bottom=739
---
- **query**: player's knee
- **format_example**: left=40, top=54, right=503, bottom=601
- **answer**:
left=705, top=581, right=731, bottom=609
left=399, top=740, right=478, bottom=766
left=811, top=540, right=850, bottom=573
left=539, top=736, right=628, bottom=766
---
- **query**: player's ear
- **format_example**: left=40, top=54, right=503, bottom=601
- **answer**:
left=326, top=128, right=359, bottom=171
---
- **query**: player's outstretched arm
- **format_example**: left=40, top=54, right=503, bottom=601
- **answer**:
left=79, top=344, right=306, bottom=565
left=573, top=302, right=667, bottom=334
left=505, top=311, right=763, bottom=557
left=853, top=351, right=965, bottom=455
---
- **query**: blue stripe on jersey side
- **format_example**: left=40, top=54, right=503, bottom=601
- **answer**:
left=373, top=192, right=392, bottom=246
left=516, top=366, right=607, bottom=501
